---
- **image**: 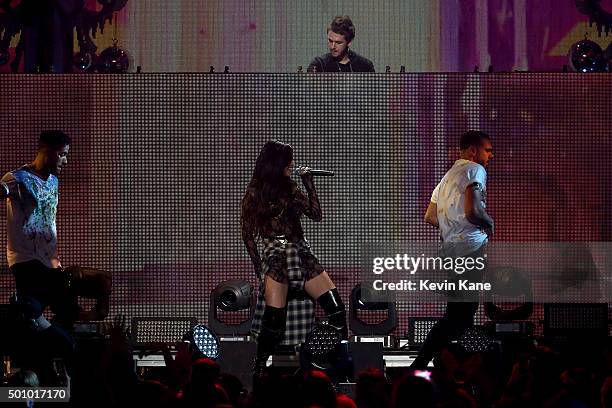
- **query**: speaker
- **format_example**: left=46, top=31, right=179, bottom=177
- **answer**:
left=217, top=341, right=257, bottom=391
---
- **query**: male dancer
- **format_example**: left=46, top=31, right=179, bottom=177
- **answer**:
left=0, top=130, right=81, bottom=381
left=1, top=130, right=76, bottom=325
left=411, top=130, right=494, bottom=368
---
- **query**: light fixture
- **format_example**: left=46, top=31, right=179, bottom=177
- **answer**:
left=407, top=317, right=439, bottom=348
left=448, top=326, right=500, bottom=360
left=483, top=266, right=534, bottom=336
left=208, top=280, right=255, bottom=336
left=543, top=303, right=608, bottom=338
left=131, top=317, right=197, bottom=347
left=349, top=284, right=397, bottom=337
left=300, top=321, right=343, bottom=370
left=299, top=321, right=352, bottom=383
left=65, top=266, right=112, bottom=321
left=185, top=324, right=221, bottom=360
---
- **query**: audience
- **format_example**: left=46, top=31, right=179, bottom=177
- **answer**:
left=355, top=368, right=389, bottom=408
left=3, top=318, right=612, bottom=408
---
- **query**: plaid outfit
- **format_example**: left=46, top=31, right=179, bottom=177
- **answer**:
left=250, top=237, right=320, bottom=346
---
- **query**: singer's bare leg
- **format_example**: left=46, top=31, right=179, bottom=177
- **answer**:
left=264, top=275, right=289, bottom=307
left=304, top=271, right=335, bottom=300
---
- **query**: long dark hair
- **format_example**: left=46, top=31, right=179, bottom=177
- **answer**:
left=242, top=140, right=296, bottom=235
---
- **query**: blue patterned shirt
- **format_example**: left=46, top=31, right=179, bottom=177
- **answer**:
left=2, top=167, right=60, bottom=268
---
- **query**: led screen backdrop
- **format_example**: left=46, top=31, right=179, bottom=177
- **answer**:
left=0, top=73, right=610, bottom=336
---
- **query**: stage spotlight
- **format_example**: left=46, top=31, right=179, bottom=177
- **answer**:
left=65, top=266, right=112, bottom=321
left=407, top=317, right=440, bottom=348
left=214, top=280, right=253, bottom=311
left=185, top=324, right=221, bottom=360
left=538, top=303, right=609, bottom=358
left=208, top=280, right=255, bottom=337
left=131, top=317, right=197, bottom=347
left=355, top=284, right=389, bottom=311
left=349, top=284, right=397, bottom=341
left=301, top=321, right=343, bottom=370
left=543, top=303, right=608, bottom=338
left=300, top=321, right=353, bottom=383
left=484, top=266, right=533, bottom=335
left=449, top=326, right=499, bottom=359
left=73, top=50, right=95, bottom=71
left=455, top=327, right=496, bottom=353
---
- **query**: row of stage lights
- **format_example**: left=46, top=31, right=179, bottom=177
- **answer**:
left=4, top=278, right=605, bottom=384
left=130, top=279, right=536, bottom=366
left=128, top=281, right=608, bottom=385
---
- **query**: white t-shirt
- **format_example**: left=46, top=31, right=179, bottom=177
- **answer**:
left=431, top=159, right=488, bottom=247
left=2, top=167, right=60, bottom=268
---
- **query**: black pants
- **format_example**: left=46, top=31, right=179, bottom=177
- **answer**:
left=9, top=260, right=77, bottom=376
left=412, top=244, right=486, bottom=368
left=11, top=260, right=80, bottom=330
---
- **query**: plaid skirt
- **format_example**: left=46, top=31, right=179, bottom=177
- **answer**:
left=250, top=237, right=320, bottom=346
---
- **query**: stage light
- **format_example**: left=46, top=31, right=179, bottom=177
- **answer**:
left=455, top=327, right=496, bottom=353
left=301, top=321, right=343, bottom=370
left=214, top=280, right=253, bottom=312
left=407, top=317, right=439, bottom=348
left=97, top=42, right=130, bottom=73
left=543, top=303, right=608, bottom=338
left=539, top=304, right=609, bottom=357
left=208, top=280, right=255, bottom=336
left=186, top=324, right=221, bottom=360
left=300, top=321, right=353, bottom=383
left=355, top=284, right=388, bottom=311
left=483, top=266, right=533, bottom=336
left=73, top=51, right=95, bottom=71
left=131, top=317, right=197, bottom=347
left=349, top=284, right=397, bottom=336
left=449, top=326, right=499, bottom=359
left=65, top=266, right=112, bottom=321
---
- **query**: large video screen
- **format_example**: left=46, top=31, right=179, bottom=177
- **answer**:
left=1, top=74, right=610, bottom=336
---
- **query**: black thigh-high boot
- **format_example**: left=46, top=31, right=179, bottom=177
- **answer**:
left=254, top=305, right=287, bottom=377
left=317, top=288, right=348, bottom=339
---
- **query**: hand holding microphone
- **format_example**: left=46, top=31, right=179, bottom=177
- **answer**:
left=293, top=166, right=335, bottom=177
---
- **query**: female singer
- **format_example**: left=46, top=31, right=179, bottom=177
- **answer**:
left=241, top=140, right=347, bottom=375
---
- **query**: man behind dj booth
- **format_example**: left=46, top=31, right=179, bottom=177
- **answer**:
left=308, top=15, right=375, bottom=73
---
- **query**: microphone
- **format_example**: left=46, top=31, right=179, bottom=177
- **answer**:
left=293, top=168, right=335, bottom=177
